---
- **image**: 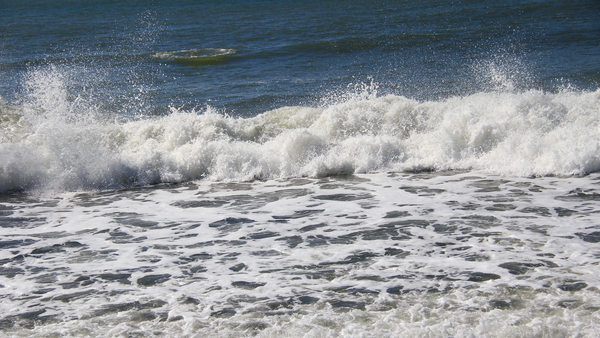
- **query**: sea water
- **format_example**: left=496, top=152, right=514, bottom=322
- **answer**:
left=1, top=0, right=600, bottom=337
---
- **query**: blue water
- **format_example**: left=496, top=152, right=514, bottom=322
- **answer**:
left=2, top=0, right=598, bottom=116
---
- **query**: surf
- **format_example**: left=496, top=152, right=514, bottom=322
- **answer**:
left=2, top=71, right=600, bottom=194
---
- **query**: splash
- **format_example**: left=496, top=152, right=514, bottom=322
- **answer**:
left=2, top=65, right=600, bottom=193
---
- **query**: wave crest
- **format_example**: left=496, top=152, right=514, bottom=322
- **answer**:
left=1, top=88, right=600, bottom=192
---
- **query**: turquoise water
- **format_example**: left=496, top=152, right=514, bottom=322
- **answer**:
left=1, top=1, right=600, bottom=337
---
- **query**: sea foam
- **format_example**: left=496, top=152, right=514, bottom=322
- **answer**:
left=1, top=67, right=599, bottom=193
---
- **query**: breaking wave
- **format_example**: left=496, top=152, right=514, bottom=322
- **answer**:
left=1, top=66, right=600, bottom=193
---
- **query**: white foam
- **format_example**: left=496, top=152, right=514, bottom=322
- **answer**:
left=2, top=171, right=600, bottom=336
left=2, top=66, right=600, bottom=192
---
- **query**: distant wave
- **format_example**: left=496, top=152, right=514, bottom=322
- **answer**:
left=153, top=48, right=236, bottom=66
left=2, top=78, right=600, bottom=193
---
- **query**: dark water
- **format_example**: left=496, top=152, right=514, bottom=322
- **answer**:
left=2, top=0, right=599, bottom=116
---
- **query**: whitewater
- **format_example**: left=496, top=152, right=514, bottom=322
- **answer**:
left=1, top=67, right=600, bottom=337
left=1, top=167, right=600, bottom=337
left=2, top=65, right=600, bottom=193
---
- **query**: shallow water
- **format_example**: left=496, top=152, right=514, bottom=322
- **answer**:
left=1, top=171, right=599, bottom=336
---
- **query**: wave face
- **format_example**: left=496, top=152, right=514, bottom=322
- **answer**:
left=2, top=66, right=599, bottom=193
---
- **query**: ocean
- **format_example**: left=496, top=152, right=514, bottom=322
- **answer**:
left=1, top=0, right=600, bottom=336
